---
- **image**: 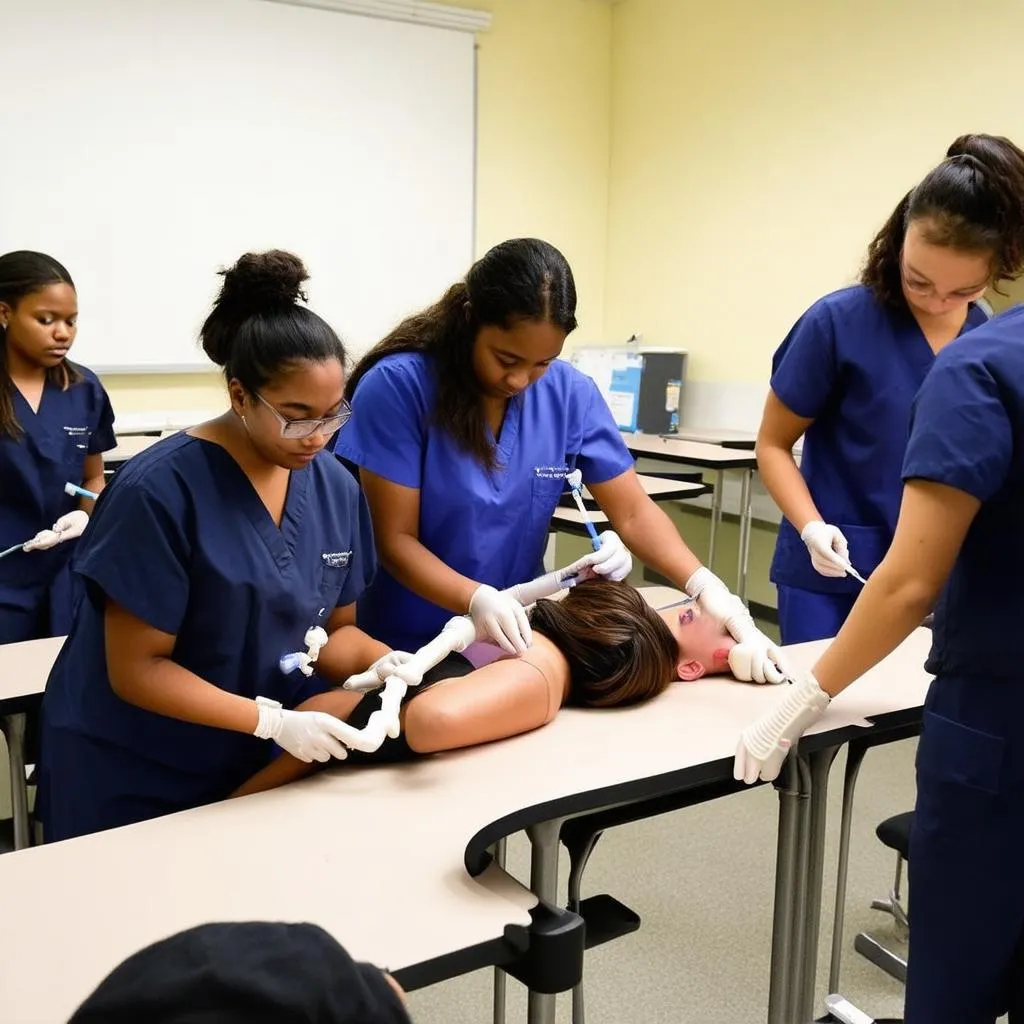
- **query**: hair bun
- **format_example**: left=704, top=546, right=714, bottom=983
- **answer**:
left=219, top=250, right=308, bottom=312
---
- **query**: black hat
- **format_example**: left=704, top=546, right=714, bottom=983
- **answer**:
left=68, top=921, right=412, bottom=1023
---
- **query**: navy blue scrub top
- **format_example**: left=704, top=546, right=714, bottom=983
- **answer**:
left=769, top=285, right=988, bottom=593
left=902, top=304, right=1024, bottom=679
left=40, top=432, right=377, bottom=822
left=334, top=353, right=636, bottom=651
left=0, top=364, right=115, bottom=638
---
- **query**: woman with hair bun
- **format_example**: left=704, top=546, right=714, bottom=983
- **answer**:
left=38, top=251, right=417, bottom=842
left=756, top=133, right=1024, bottom=643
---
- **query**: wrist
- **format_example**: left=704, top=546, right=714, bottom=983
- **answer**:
left=684, top=566, right=724, bottom=599
left=252, top=696, right=283, bottom=739
left=466, top=581, right=491, bottom=613
left=799, top=519, right=825, bottom=542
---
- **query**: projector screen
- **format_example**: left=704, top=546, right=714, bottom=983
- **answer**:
left=0, top=0, right=476, bottom=372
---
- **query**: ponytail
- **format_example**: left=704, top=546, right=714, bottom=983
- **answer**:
left=861, top=134, right=1024, bottom=308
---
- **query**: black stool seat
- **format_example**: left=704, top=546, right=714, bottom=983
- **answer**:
left=876, top=811, right=912, bottom=858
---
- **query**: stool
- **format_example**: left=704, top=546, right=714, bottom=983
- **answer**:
left=854, top=811, right=911, bottom=983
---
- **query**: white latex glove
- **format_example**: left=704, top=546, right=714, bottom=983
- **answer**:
left=252, top=697, right=351, bottom=762
left=685, top=567, right=788, bottom=684
left=23, top=509, right=90, bottom=552
left=800, top=520, right=849, bottom=578
left=342, top=650, right=421, bottom=693
left=734, top=672, right=831, bottom=783
left=727, top=637, right=787, bottom=685
left=582, top=530, right=633, bottom=581
left=469, top=584, right=533, bottom=654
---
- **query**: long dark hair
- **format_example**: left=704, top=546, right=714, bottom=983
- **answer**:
left=529, top=580, right=677, bottom=708
left=861, top=134, right=1024, bottom=309
left=0, top=250, right=81, bottom=440
left=200, top=250, right=347, bottom=392
left=346, top=238, right=578, bottom=470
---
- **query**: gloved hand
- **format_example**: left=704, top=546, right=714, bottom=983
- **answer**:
left=727, top=638, right=787, bottom=685
left=23, top=510, right=90, bottom=551
left=800, top=520, right=849, bottom=578
left=585, top=530, right=633, bottom=581
left=342, top=650, right=421, bottom=693
left=468, top=584, right=533, bottom=654
left=685, top=567, right=788, bottom=684
left=252, top=696, right=352, bottom=762
left=734, top=672, right=831, bottom=783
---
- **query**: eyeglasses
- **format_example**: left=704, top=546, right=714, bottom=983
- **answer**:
left=899, top=258, right=989, bottom=302
left=254, top=392, right=352, bottom=439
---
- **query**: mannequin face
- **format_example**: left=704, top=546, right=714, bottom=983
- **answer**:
left=659, top=599, right=735, bottom=681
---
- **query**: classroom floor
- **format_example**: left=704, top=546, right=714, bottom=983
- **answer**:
left=408, top=737, right=917, bottom=1024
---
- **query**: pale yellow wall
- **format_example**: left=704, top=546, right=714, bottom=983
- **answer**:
left=604, top=0, right=1024, bottom=383
left=100, top=0, right=613, bottom=417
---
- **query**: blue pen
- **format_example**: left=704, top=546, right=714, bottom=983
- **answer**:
left=64, top=482, right=99, bottom=500
left=566, top=469, right=602, bottom=552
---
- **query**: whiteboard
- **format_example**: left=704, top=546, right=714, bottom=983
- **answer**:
left=0, top=0, right=476, bottom=372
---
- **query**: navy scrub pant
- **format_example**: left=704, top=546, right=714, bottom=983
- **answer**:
left=906, top=674, right=1024, bottom=1022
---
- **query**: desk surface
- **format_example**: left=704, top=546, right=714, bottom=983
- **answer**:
left=555, top=477, right=707, bottom=529
left=103, top=433, right=167, bottom=465
left=113, top=410, right=217, bottom=436
left=0, top=636, right=64, bottom=713
left=0, top=780, right=537, bottom=1022
left=0, top=594, right=933, bottom=1022
left=669, top=427, right=757, bottom=449
left=622, top=433, right=758, bottom=469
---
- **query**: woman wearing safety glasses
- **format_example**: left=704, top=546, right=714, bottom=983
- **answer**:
left=756, top=133, right=1024, bottom=644
left=38, top=251, right=419, bottom=841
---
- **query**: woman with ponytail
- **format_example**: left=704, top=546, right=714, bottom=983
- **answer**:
left=38, top=251, right=417, bottom=841
left=336, top=238, right=786, bottom=686
left=756, top=134, right=1024, bottom=644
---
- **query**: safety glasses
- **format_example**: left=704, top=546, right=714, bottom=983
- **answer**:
left=255, top=392, right=352, bottom=439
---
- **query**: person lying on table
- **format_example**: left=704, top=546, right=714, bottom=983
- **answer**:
left=233, top=579, right=746, bottom=797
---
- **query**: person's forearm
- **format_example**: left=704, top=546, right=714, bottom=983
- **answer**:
left=109, top=657, right=259, bottom=733
left=811, top=565, right=936, bottom=697
left=756, top=441, right=821, bottom=533
left=79, top=474, right=105, bottom=512
left=315, top=626, right=391, bottom=683
left=230, top=689, right=363, bottom=798
left=380, top=533, right=480, bottom=614
left=612, top=499, right=703, bottom=587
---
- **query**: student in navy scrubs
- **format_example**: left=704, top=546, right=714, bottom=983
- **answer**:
left=737, top=303, right=1024, bottom=1023
left=0, top=251, right=115, bottom=643
left=757, top=134, right=1024, bottom=643
left=336, top=238, right=787, bottom=685
left=38, top=251, right=416, bottom=841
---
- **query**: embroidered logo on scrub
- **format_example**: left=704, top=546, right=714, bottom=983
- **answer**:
left=322, top=551, right=351, bottom=568
left=534, top=465, right=569, bottom=480
left=63, top=424, right=90, bottom=450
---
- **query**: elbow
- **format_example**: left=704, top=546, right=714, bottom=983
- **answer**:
left=107, top=658, right=155, bottom=705
left=870, top=564, right=942, bottom=620
left=107, top=666, right=138, bottom=703
left=403, top=700, right=453, bottom=754
left=754, top=436, right=789, bottom=467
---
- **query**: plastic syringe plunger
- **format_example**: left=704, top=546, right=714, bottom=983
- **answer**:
left=565, top=469, right=601, bottom=552
left=65, top=482, right=99, bottom=500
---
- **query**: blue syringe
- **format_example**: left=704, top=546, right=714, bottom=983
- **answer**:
left=65, top=482, right=99, bottom=500
left=565, top=469, right=601, bottom=552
